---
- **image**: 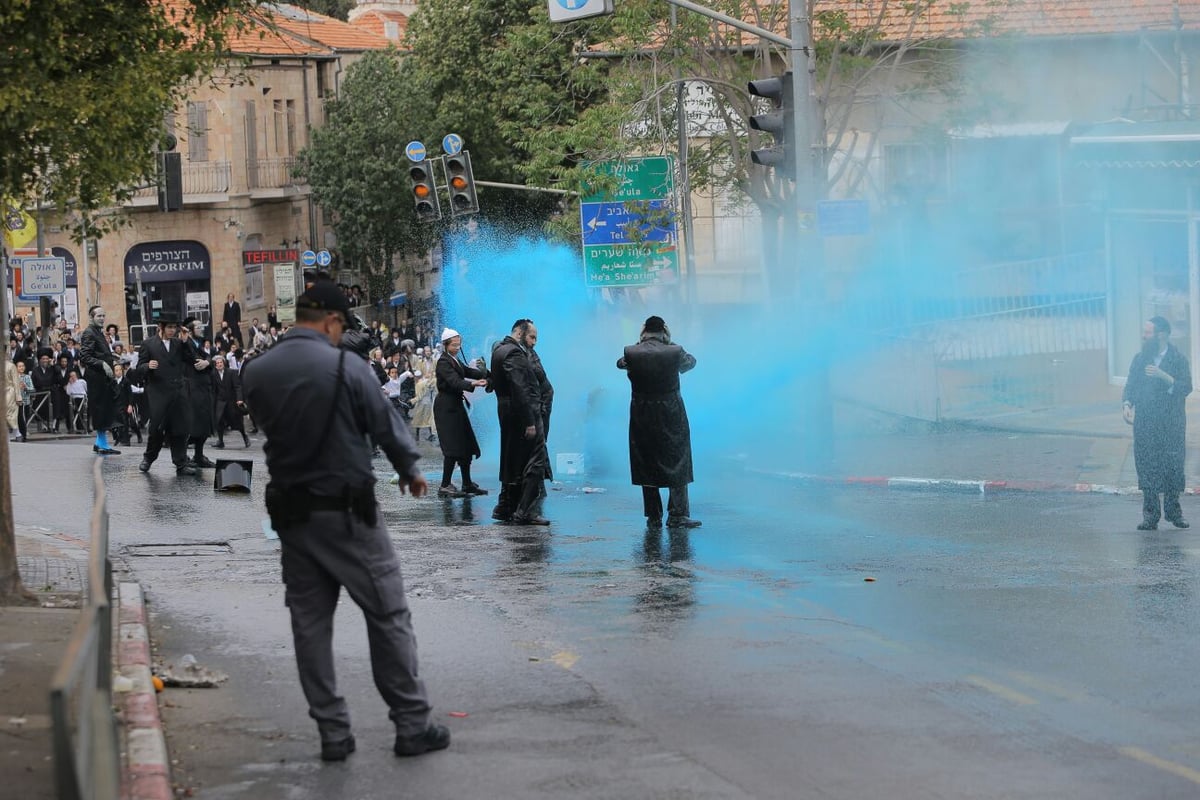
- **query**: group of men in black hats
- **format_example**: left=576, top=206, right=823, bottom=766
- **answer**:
left=131, top=311, right=246, bottom=474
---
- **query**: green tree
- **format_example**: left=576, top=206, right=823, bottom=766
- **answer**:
left=293, top=0, right=355, bottom=21
left=0, top=0, right=254, bottom=603
left=295, top=50, right=435, bottom=301
left=0, top=0, right=254, bottom=230
left=400, top=0, right=613, bottom=225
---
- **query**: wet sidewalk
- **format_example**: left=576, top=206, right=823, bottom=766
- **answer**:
left=0, top=526, right=89, bottom=800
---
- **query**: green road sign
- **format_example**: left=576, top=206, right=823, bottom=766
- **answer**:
left=583, top=244, right=679, bottom=288
left=582, top=156, right=678, bottom=287
left=582, top=156, right=674, bottom=203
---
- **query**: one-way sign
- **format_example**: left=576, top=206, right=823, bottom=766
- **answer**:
left=548, top=0, right=613, bottom=22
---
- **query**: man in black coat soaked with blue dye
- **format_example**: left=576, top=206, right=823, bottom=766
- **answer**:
left=618, top=315, right=701, bottom=529
left=1123, top=315, right=1192, bottom=530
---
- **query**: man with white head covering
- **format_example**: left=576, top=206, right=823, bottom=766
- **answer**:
left=433, top=327, right=489, bottom=496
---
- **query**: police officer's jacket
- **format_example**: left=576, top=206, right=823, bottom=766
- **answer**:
left=242, top=327, right=421, bottom=494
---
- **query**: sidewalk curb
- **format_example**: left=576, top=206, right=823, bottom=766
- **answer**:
left=750, top=468, right=1169, bottom=496
left=117, top=582, right=171, bottom=800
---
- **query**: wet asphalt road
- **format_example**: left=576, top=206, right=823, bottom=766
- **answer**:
left=14, top=438, right=1200, bottom=799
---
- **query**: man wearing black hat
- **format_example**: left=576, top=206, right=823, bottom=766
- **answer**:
left=79, top=305, right=121, bottom=454
left=181, top=317, right=215, bottom=468
left=30, top=349, right=56, bottom=431
left=133, top=316, right=200, bottom=475
left=242, top=280, right=449, bottom=762
left=1123, top=316, right=1193, bottom=530
left=618, top=315, right=702, bottom=529
left=488, top=318, right=552, bottom=525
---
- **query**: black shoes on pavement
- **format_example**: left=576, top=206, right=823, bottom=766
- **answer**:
left=509, top=514, right=551, bottom=526
left=666, top=516, right=702, bottom=529
left=438, top=484, right=468, bottom=498
left=190, top=455, right=216, bottom=468
left=138, top=460, right=152, bottom=473
left=320, top=735, right=356, bottom=762
left=176, top=463, right=198, bottom=476
left=1139, top=518, right=1191, bottom=530
left=394, top=724, right=451, bottom=757
left=92, top=445, right=121, bottom=455
left=320, top=725, right=450, bottom=761
left=462, top=483, right=489, bottom=496
left=213, top=440, right=225, bottom=449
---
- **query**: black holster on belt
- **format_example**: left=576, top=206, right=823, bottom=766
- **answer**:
left=265, top=482, right=378, bottom=530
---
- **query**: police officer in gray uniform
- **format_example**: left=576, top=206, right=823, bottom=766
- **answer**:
left=241, top=281, right=449, bottom=762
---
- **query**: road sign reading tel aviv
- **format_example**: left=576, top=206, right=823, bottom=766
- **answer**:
left=548, top=0, right=613, bottom=22
left=580, top=156, right=678, bottom=288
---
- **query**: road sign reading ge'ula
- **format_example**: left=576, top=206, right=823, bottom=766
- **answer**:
left=580, top=156, right=678, bottom=289
left=10, top=256, right=66, bottom=296
left=548, top=0, right=613, bottom=23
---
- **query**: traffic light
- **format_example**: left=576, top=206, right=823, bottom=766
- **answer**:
left=748, top=72, right=795, bottom=178
left=409, top=161, right=442, bottom=222
left=444, top=152, right=479, bottom=217
left=158, top=151, right=182, bottom=212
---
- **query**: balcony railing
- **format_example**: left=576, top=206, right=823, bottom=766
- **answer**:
left=130, top=161, right=231, bottom=202
left=247, top=157, right=300, bottom=190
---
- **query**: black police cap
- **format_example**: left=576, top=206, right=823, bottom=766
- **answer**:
left=296, top=280, right=350, bottom=315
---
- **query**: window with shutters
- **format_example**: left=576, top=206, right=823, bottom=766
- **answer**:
left=187, top=101, right=209, bottom=162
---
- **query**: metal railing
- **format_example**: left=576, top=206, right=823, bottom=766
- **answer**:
left=131, top=160, right=232, bottom=201
left=839, top=251, right=1110, bottom=420
left=247, top=157, right=299, bottom=189
left=49, top=458, right=118, bottom=800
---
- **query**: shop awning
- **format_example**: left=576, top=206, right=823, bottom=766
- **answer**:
left=1070, top=119, right=1200, bottom=168
left=389, top=291, right=407, bottom=307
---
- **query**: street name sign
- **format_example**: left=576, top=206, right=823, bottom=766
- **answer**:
left=10, top=256, right=66, bottom=296
left=580, top=156, right=678, bottom=288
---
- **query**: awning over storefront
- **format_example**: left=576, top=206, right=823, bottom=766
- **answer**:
left=1070, top=120, right=1200, bottom=168
left=389, top=291, right=407, bottom=307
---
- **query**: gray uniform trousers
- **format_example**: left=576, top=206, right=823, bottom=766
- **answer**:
left=278, top=507, right=431, bottom=740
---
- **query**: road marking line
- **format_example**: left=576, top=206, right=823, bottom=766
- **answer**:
left=1004, top=671, right=1089, bottom=703
left=1120, top=746, right=1200, bottom=786
left=964, top=675, right=1037, bottom=706
left=551, top=651, right=579, bottom=670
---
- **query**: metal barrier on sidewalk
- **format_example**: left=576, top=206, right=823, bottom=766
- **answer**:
left=49, top=458, right=118, bottom=800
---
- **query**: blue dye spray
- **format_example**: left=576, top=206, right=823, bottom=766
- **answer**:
left=437, top=223, right=821, bottom=508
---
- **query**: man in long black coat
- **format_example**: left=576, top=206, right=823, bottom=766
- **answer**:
left=182, top=318, right=215, bottom=468
left=618, top=315, right=701, bottom=529
left=222, top=292, right=243, bottom=345
left=133, top=316, right=199, bottom=475
left=1123, top=315, right=1193, bottom=530
left=488, top=319, right=550, bottom=525
left=433, top=328, right=488, bottom=497
left=79, top=304, right=121, bottom=454
left=211, top=354, right=249, bottom=448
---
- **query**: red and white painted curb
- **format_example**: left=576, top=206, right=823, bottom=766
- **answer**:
left=117, top=582, right=171, bottom=800
left=753, top=468, right=1162, bottom=496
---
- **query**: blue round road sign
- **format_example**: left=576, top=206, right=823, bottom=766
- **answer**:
left=405, top=141, right=427, bottom=162
left=316, top=250, right=332, bottom=267
left=301, top=250, right=317, bottom=266
left=442, top=133, right=464, bottom=156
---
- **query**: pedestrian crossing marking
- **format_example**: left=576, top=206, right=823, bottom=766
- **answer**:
left=964, top=675, right=1037, bottom=706
left=1119, top=746, right=1200, bottom=786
